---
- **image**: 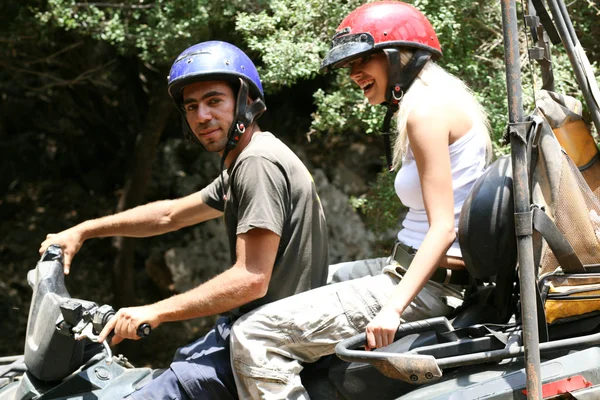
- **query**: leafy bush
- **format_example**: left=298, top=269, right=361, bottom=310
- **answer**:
left=22, top=0, right=600, bottom=233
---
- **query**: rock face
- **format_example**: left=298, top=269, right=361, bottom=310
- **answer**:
left=147, top=138, right=376, bottom=296
left=163, top=218, right=229, bottom=293
left=312, top=168, right=374, bottom=264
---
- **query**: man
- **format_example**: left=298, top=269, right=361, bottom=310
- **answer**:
left=39, top=40, right=329, bottom=399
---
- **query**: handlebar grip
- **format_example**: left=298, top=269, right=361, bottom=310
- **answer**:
left=335, top=317, right=449, bottom=384
left=93, top=305, right=151, bottom=340
left=42, top=244, right=63, bottom=263
left=394, top=317, right=454, bottom=339
left=336, top=317, right=454, bottom=352
left=137, top=323, right=152, bottom=338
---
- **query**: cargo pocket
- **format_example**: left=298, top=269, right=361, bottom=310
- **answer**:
left=336, top=275, right=391, bottom=331
left=233, top=358, right=292, bottom=385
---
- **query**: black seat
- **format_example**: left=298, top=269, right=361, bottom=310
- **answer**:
left=453, top=155, right=518, bottom=327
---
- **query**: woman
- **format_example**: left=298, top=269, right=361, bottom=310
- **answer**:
left=230, top=2, right=492, bottom=399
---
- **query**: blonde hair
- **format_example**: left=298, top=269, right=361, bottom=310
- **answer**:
left=391, top=52, right=493, bottom=170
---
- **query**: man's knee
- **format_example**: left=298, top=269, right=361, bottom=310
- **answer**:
left=230, top=309, right=281, bottom=351
left=126, top=368, right=189, bottom=400
left=230, top=317, right=250, bottom=360
left=230, top=315, right=273, bottom=376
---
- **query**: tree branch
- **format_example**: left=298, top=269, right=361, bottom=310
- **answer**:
left=0, top=60, right=65, bottom=82
left=27, top=41, right=85, bottom=66
left=0, top=34, right=38, bottom=43
left=74, top=2, right=155, bottom=9
left=464, top=17, right=503, bottom=38
left=33, top=60, right=117, bottom=91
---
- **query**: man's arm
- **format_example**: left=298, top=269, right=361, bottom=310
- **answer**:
left=40, top=191, right=222, bottom=273
left=98, top=228, right=280, bottom=343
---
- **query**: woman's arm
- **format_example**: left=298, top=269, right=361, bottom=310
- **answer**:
left=365, top=102, right=462, bottom=350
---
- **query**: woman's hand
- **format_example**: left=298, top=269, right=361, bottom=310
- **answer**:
left=365, top=307, right=402, bottom=351
left=39, top=228, right=85, bottom=275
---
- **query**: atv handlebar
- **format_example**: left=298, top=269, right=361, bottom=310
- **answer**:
left=43, top=245, right=153, bottom=341
left=42, top=244, right=63, bottom=262
left=137, top=323, right=152, bottom=338
left=334, top=317, right=453, bottom=384
left=26, top=245, right=153, bottom=380
left=98, top=315, right=152, bottom=345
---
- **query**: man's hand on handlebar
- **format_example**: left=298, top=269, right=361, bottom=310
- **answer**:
left=39, top=228, right=84, bottom=275
left=98, top=304, right=160, bottom=345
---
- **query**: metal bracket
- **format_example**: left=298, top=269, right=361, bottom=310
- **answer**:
left=504, top=121, right=534, bottom=145
left=515, top=211, right=534, bottom=236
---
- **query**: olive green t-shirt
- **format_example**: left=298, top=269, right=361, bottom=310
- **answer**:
left=200, top=131, right=328, bottom=318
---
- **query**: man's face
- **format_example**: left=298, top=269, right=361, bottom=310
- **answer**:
left=182, top=81, right=235, bottom=153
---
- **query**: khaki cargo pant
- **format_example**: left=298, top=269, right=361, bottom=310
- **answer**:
left=230, top=257, right=464, bottom=400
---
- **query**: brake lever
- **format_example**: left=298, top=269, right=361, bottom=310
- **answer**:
left=71, top=302, right=151, bottom=366
left=73, top=322, right=113, bottom=364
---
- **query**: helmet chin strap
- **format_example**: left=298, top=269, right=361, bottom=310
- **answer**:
left=222, top=78, right=267, bottom=155
left=218, top=78, right=267, bottom=200
left=380, top=49, right=432, bottom=170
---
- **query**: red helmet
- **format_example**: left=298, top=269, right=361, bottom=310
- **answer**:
left=320, top=1, right=441, bottom=72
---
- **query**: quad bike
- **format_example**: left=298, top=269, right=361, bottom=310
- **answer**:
left=0, top=244, right=157, bottom=400
left=2, top=0, right=600, bottom=398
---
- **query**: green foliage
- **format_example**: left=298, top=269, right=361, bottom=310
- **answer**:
left=34, top=0, right=265, bottom=65
left=349, top=168, right=405, bottom=239
left=236, top=0, right=365, bottom=90
left=30, top=0, right=599, bottom=136
left=303, top=0, right=516, bottom=157
left=311, top=73, right=385, bottom=137
left=14, top=0, right=600, bottom=237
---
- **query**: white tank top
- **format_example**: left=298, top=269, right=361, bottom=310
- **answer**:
left=394, top=125, right=488, bottom=257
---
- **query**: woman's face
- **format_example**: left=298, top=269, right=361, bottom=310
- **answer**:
left=348, top=52, right=389, bottom=105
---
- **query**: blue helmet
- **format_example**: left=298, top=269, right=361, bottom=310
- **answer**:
left=168, top=41, right=264, bottom=106
left=167, top=41, right=267, bottom=151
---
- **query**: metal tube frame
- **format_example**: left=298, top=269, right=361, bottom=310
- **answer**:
left=336, top=327, right=600, bottom=371
left=544, top=0, right=600, bottom=135
left=500, top=0, right=543, bottom=398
